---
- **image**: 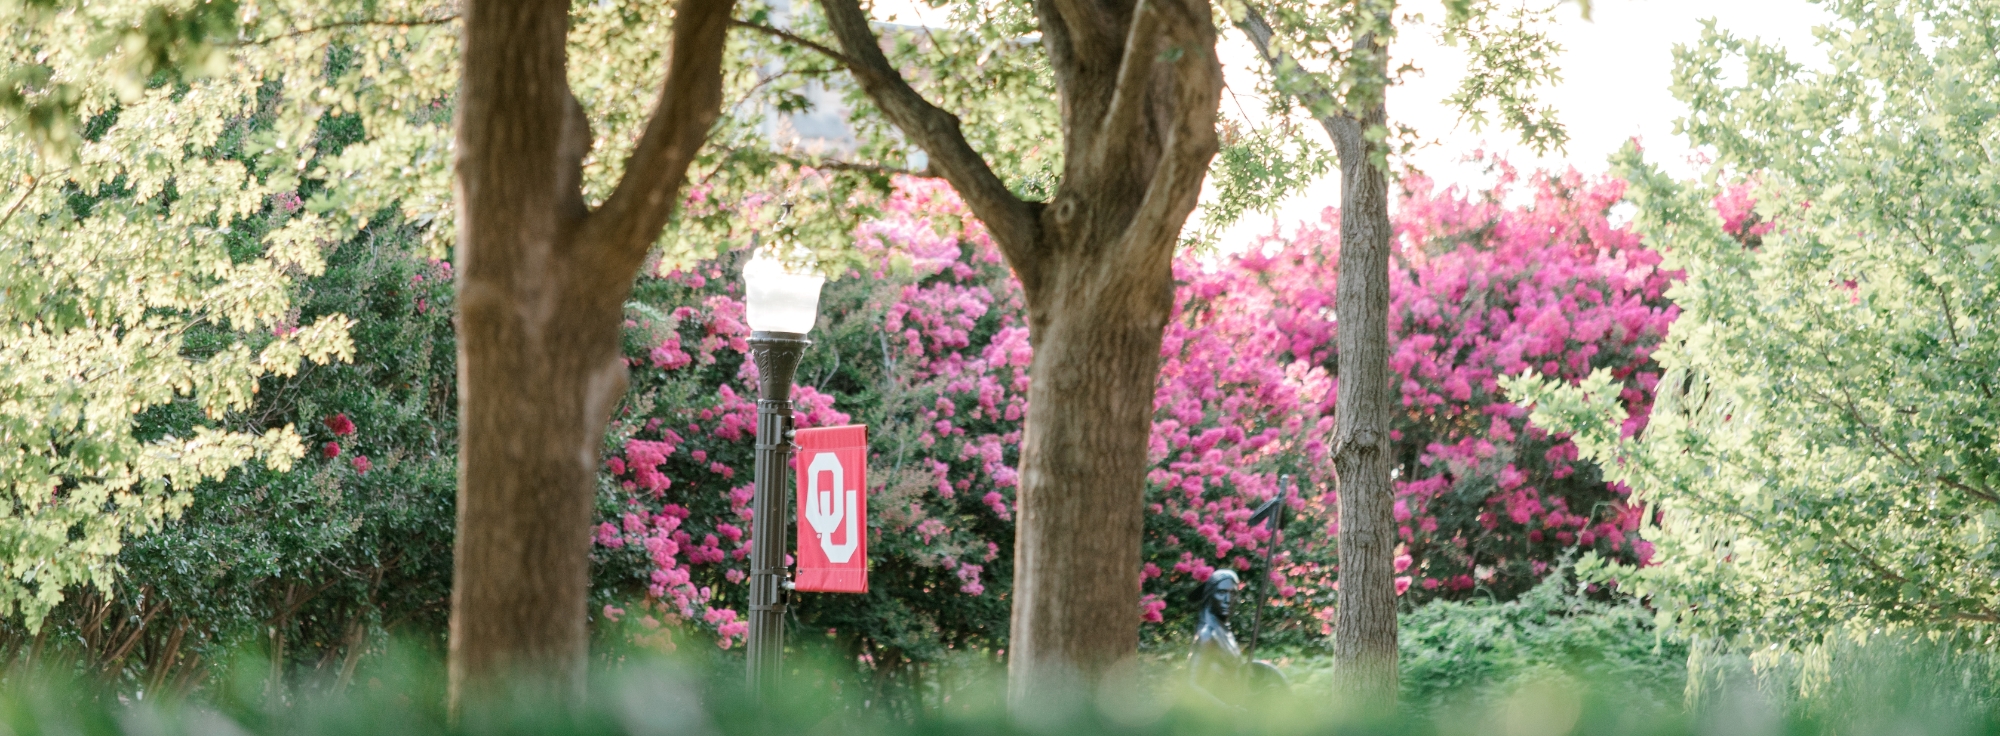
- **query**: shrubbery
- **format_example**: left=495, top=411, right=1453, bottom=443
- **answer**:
left=588, top=166, right=1680, bottom=670
left=2, top=217, right=458, bottom=692
left=1387, top=565, right=1687, bottom=713
left=8, top=159, right=1682, bottom=700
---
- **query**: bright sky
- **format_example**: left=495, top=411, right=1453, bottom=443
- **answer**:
left=867, top=0, right=1836, bottom=243
left=1210, top=0, right=1832, bottom=242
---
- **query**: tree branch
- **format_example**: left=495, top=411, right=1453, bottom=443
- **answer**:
left=1091, top=0, right=1161, bottom=166
left=0, top=170, right=47, bottom=231
left=234, top=15, right=460, bottom=46
left=731, top=19, right=853, bottom=67
left=1800, top=382, right=2000, bottom=506
left=584, top=0, right=739, bottom=273
left=792, top=155, right=937, bottom=179
left=715, top=144, right=939, bottom=179
left=815, top=0, right=1042, bottom=272
left=1233, top=4, right=1363, bottom=158
left=1045, top=0, right=1124, bottom=70
left=1106, top=0, right=1221, bottom=277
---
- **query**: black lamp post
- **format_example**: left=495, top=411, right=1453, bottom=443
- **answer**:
left=741, top=254, right=824, bottom=699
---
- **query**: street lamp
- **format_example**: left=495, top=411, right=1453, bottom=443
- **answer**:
left=742, top=252, right=824, bottom=699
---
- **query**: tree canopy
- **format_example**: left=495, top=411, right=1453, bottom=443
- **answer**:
left=1508, top=0, right=2000, bottom=647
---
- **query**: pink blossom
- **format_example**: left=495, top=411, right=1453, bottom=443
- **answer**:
left=595, top=523, right=623, bottom=548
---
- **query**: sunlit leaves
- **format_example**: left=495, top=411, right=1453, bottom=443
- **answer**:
left=1507, top=0, right=2000, bottom=648
left=0, top=0, right=402, bottom=627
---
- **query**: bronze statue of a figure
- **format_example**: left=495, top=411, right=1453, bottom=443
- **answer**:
left=1188, top=569, right=1288, bottom=705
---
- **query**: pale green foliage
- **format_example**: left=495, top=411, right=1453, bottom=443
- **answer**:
left=1190, top=118, right=1333, bottom=243
left=705, top=0, right=1065, bottom=270
left=1505, top=0, right=2000, bottom=647
left=0, top=0, right=407, bottom=627
left=0, top=0, right=941, bottom=630
left=1438, top=0, right=1567, bottom=154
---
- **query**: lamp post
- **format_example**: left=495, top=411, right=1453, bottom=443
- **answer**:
left=741, top=253, right=824, bottom=699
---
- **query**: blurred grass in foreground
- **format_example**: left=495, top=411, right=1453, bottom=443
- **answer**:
left=0, top=631, right=1998, bottom=736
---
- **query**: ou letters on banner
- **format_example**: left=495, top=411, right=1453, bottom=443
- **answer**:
left=794, top=425, right=867, bottom=593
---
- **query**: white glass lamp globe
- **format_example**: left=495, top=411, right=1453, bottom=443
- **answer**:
left=742, top=254, right=825, bottom=334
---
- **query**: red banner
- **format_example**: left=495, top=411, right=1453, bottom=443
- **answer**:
left=794, top=425, right=867, bottom=593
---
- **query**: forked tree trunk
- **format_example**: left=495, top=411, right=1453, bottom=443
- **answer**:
left=1237, top=8, right=1398, bottom=707
left=451, top=0, right=735, bottom=707
left=817, top=0, right=1222, bottom=703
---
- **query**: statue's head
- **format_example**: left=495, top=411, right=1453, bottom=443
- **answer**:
left=1199, top=569, right=1241, bottom=620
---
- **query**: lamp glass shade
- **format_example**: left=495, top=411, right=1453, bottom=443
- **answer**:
left=743, top=254, right=825, bottom=334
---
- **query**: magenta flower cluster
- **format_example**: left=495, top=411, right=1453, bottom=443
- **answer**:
left=593, top=160, right=1685, bottom=647
left=1140, top=162, right=1679, bottom=617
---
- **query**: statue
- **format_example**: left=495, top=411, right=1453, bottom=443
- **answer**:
left=1188, top=568, right=1288, bottom=706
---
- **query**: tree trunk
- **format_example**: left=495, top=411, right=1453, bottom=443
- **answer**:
left=451, top=0, right=736, bottom=707
left=1235, top=6, right=1398, bottom=708
left=1006, top=253, right=1174, bottom=700
left=816, top=0, right=1222, bottom=704
left=1326, top=95, right=1397, bottom=706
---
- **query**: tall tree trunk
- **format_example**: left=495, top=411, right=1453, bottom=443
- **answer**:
left=1236, top=6, right=1398, bottom=708
left=1007, top=247, right=1174, bottom=699
left=817, top=0, right=1222, bottom=703
left=1326, top=94, right=1396, bottom=705
left=451, top=0, right=736, bottom=707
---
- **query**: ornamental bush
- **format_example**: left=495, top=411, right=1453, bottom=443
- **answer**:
left=593, top=163, right=1679, bottom=664
left=1138, top=161, right=1679, bottom=646
left=1508, top=0, right=2000, bottom=649
left=0, top=215, right=459, bottom=693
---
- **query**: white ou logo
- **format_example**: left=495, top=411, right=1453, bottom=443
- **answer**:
left=803, top=452, right=859, bottom=563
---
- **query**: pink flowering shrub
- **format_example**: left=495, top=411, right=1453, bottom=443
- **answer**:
left=592, top=163, right=1679, bottom=655
left=1140, top=161, right=1678, bottom=641
left=591, top=176, right=1021, bottom=658
left=589, top=259, right=851, bottom=650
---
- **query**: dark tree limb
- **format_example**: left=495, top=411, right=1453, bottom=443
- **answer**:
left=583, top=0, right=739, bottom=279
left=731, top=19, right=854, bottom=67
left=1091, top=0, right=1161, bottom=169
left=1104, top=0, right=1220, bottom=280
left=1233, top=4, right=1363, bottom=153
left=233, top=15, right=460, bottom=46
left=1045, top=0, right=1125, bottom=72
left=816, top=0, right=1043, bottom=278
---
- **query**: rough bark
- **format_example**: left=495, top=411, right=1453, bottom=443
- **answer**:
left=1325, top=95, right=1397, bottom=706
left=816, top=0, right=1222, bottom=704
left=450, top=0, right=736, bottom=707
left=1237, top=5, right=1398, bottom=707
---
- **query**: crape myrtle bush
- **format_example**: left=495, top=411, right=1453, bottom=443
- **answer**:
left=591, top=163, right=1679, bottom=658
left=589, top=178, right=1021, bottom=673
left=1143, top=162, right=1677, bottom=643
